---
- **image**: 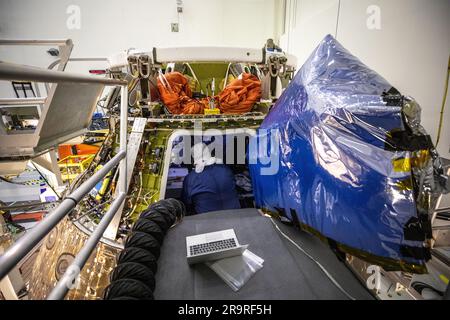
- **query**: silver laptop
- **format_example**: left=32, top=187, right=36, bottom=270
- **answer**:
left=186, top=229, right=248, bottom=264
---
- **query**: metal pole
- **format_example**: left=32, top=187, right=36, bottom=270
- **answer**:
left=99, top=85, right=129, bottom=240
left=0, top=98, right=46, bottom=105
left=46, top=192, right=126, bottom=300
left=119, top=85, right=128, bottom=195
left=47, top=59, right=62, bottom=71
left=0, top=201, right=60, bottom=212
left=68, top=58, right=108, bottom=62
left=0, top=39, right=71, bottom=46
left=0, top=61, right=126, bottom=86
left=47, top=83, right=128, bottom=298
left=435, top=207, right=450, bottom=213
left=0, top=151, right=126, bottom=281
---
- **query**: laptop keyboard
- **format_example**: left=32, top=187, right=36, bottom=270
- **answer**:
left=189, top=238, right=237, bottom=256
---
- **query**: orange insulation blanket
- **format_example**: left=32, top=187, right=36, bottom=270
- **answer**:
left=157, top=72, right=261, bottom=114
left=217, top=73, right=261, bottom=114
left=157, top=72, right=208, bottom=114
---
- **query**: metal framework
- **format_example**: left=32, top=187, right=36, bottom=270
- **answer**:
left=0, top=47, right=129, bottom=300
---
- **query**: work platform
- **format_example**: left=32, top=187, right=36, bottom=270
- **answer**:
left=154, top=208, right=373, bottom=300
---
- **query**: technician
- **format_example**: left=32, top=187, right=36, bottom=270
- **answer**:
left=181, top=143, right=241, bottom=214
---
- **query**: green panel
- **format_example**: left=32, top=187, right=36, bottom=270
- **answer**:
left=187, top=63, right=229, bottom=95
left=129, top=128, right=172, bottom=221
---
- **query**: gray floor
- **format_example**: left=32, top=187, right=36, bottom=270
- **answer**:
left=154, top=208, right=373, bottom=300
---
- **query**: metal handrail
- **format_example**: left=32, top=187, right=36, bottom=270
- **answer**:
left=47, top=192, right=127, bottom=300
left=69, top=58, right=108, bottom=62
left=0, top=98, right=46, bottom=105
left=0, top=62, right=129, bottom=300
left=0, top=61, right=126, bottom=86
left=0, top=39, right=72, bottom=46
left=0, top=150, right=125, bottom=281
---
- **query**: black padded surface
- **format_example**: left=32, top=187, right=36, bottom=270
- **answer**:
left=154, top=208, right=374, bottom=300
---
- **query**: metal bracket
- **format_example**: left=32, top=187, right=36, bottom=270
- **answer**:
left=103, top=117, right=147, bottom=240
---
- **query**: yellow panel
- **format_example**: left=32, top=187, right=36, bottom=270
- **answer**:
left=392, top=157, right=411, bottom=172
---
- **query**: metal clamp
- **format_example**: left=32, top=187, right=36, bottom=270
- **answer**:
left=268, top=56, right=288, bottom=78
left=268, top=56, right=280, bottom=77
left=128, top=55, right=139, bottom=79
left=138, top=55, right=151, bottom=78
left=278, top=56, right=288, bottom=77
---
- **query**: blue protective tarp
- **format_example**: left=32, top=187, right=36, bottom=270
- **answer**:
left=249, top=35, right=429, bottom=271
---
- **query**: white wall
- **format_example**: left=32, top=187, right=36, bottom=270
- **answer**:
left=0, top=0, right=276, bottom=94
left=0, top=0, right=276, bottom=55
left=283, top=0, right=450, bottom=158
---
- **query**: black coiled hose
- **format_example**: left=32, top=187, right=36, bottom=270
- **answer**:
left=103, top=198, right=185, bottom=300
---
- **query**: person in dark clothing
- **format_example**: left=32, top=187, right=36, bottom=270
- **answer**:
left=181, top=143, right=241, bottom=214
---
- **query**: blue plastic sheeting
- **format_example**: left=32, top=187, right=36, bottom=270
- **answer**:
left=249, top=35, right=428, bottom=270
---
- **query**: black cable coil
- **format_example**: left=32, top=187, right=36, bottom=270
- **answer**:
left=103, top=198, right=185, bottom=300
